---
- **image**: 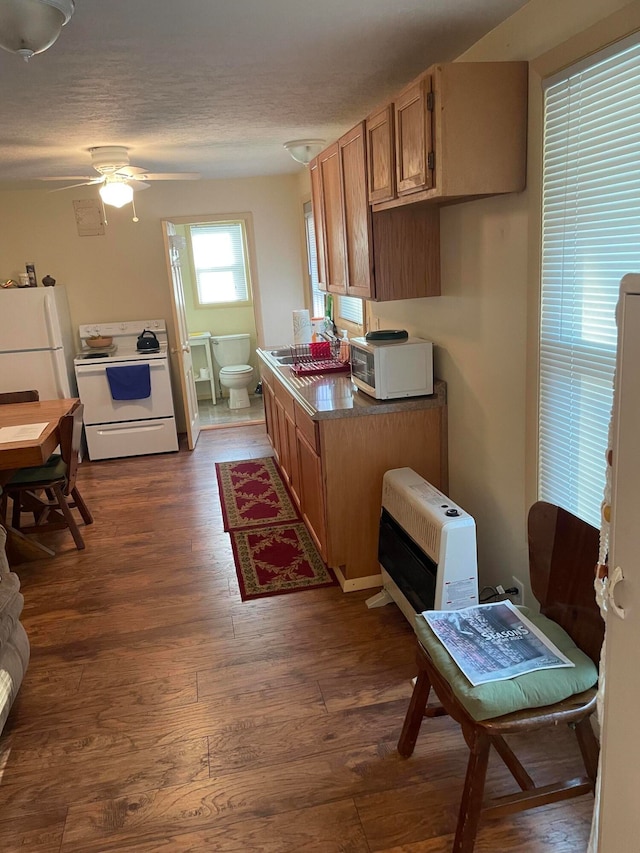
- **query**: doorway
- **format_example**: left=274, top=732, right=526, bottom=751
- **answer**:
left=163, top=213, right=265, bottom=433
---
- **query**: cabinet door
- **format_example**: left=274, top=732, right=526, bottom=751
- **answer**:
left=309, top=158, right=328, bottom=292
left=262, top=377, right=276, bottom=450
left=269, top=387, right=282, bottom=463
left=274, top=396, right=289, bottom=475
left=296, top=429, right=327, bottom=560
left=284, top=411, right=300, bottom=506
left=339, top=122, right=375, bottom=300
left=318, top=144, right=347, bottom=294
left=366, top=104, right=395, bottom=203
left=395, top=75, right=433, bottom=196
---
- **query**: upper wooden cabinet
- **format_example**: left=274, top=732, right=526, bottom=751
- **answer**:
left=366, top=104, right=395, bottom=203
left=394, top=75, right=434, bottom=197
left=366, top=61, right=528, bottom=210
left=338, top=123, right=374, bottom=300
left=318, top=144, right=347, bottom=294
left=310, top=61, right=527, bottom=299
left=311, top=121, right=440, bottom=302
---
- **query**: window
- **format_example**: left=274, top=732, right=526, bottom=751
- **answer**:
left=336, top=294, right=363, bottom=326
left=539, top=35, right=640, bottom=527
left=304, top=202, right=364, bottom=329
left=304, top=202, right=325, bottom=317
left=189, top=220, right=251, bottom=306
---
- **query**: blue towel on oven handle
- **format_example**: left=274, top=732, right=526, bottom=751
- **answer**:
left=106, top=364, right=151, bottom=400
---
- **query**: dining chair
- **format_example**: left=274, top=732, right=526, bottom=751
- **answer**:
left=2, top=403, right=93, bottom=550
left=0, top=390, right=39, bottom=404
left=397, top=501, right=603, bottom=853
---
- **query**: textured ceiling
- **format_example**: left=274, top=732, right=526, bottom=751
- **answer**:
left=0, top=0, right=529, bottom=185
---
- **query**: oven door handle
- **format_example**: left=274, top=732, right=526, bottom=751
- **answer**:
left=75, top=362, right=166, bottom=375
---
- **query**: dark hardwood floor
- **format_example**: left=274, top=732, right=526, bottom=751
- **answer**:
left=0, top=425, right=593, bottom=852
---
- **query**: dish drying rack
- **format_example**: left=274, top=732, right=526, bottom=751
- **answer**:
left=290, top=341, right=350, bottom=376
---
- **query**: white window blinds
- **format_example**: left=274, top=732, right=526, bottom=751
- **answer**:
left=304, top=202, right=325, bottom=317
left=337, top=295, right=363, bottom=326
left=540, top=36, right=640, bottom=527
left=189, top=221, right=250, bottom=305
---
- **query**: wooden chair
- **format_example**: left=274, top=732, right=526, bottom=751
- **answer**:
left=397, top=501, right=604, bottom=853
left=2, top=404, right=93, bottom=550
left=0, top=390, right=39, bottom=404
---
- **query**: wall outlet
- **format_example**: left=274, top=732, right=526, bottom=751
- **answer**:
left=509, top=576, right=525, bottom=606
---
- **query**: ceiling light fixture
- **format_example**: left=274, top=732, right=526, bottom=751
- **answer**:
left=99, top=179, right=134, bottom=209
left=0, top=0, right=75, bottom=62
left=283, top=139, right=325, bottom=166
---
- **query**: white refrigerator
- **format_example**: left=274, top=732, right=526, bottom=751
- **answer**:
left=596, top=274, right=640, bottom=849
left=0, top=286, right=77, bottom=399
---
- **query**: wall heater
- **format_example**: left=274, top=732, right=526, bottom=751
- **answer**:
left=367, top=468, right=479, bottom=627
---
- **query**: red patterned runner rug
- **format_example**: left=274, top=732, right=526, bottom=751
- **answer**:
left=216, top=457, right=300, bottom=531
left=230, top=522, right=337, bottom=600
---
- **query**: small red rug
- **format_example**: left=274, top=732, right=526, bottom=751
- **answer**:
left=230, top=522, right=337, bottom=601
left=216, top=457, right=300, bottom=531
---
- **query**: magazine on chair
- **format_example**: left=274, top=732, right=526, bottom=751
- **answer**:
left=421, top=600, right=574, bottom=686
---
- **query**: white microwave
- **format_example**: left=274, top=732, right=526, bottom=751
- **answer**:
left=349, top=336, right=434, bottom=400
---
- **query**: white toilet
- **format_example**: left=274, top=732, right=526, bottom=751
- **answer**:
left=210, top=333, right=254, bottom=409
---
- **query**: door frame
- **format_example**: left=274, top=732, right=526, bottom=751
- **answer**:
left=163, top=211, right=265, bottom=344
left=161, top=212, right=265, bottom=439
left=162, top=220, right=200, bottom=449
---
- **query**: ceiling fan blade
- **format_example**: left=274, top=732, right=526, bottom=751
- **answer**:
left=140, top=172, right=201, bottom=181
left=131, top=181, right=150, bottom=191
left=115, top=166, right=200, bottom=181
left=113, top=166, right=147, bottom=178
left=38, top=176, right=96, bottom=182
left=47, top=181, right=100, bottom=192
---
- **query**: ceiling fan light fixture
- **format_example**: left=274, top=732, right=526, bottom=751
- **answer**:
left=99, top=179, right=134, bottom=209
left=284, top=139, right=325, bottom=166
left=0, top=0, right=75, bottom=62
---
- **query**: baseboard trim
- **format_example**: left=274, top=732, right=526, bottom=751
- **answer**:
left=333, top=566, right=383, bottom=592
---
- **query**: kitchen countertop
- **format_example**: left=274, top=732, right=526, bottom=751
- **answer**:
left=257, top=348, right=446, bottom=420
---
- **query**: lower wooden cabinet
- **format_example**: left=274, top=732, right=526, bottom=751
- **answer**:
left=262, top=375, right=277, bottom=454
left=296, top=429, right=327, bottom=560
left=284, top=410, right=300, bottom=506
left=274, top=396, right=290, bottom=478
left=260, top=360, right=447, bottom=584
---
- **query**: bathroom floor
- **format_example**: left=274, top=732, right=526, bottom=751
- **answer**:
left=197, top=393, right=265, bottom=428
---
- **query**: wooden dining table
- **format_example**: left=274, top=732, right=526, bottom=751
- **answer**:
left=0, top=398, right=80, bottom=563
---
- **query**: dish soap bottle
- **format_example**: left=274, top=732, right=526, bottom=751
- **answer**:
left=340, top=329, right=350, bottom=362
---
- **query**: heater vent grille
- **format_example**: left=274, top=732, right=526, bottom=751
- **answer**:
left=382, top=482, right=441, bottom=559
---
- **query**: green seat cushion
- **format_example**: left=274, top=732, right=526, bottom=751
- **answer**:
left=414, top=605, right=598, bottom=722
left=7, top=454, right=66, bottom=486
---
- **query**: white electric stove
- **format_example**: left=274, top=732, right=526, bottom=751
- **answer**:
left=74, top=319, right=179, bottom=460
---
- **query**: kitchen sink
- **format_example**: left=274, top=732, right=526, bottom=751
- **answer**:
left=269, top=349, right=296, bottom=364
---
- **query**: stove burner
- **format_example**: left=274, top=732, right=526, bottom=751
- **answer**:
left=83, top=351, right=110, bottom=359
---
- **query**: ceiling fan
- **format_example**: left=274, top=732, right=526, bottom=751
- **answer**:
left=39, top=146, right=201, bottom=208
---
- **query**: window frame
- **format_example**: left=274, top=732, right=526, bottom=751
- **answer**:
left=303, top=201, right=325, bottom=318
left=335, top=294, right=364, bottom=336
left=536, top=32, right=640, bottom=528
left=187, top=215, right=254, bottom=310
left=303, top=201, right=365, bottom=336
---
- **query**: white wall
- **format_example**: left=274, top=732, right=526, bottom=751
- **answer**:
left=369, top=0, right=636, bottom=595
left=0, top=174, right=306, bottom=352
